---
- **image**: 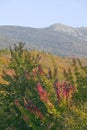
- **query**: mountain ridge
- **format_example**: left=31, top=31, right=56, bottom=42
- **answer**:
left=0, top=23, right=87, bottom=57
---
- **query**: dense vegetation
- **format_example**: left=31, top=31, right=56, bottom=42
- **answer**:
left=0, top=43, right=87, bottom=130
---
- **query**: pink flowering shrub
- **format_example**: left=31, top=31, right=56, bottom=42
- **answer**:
left=54, top=80, right=75, bottom=106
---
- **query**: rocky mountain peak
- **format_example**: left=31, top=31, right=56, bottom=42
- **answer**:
left=49, top=23, right=76, bottom=33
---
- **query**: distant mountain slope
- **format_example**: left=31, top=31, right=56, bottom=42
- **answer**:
left=0, top=23, right=87, bottom=57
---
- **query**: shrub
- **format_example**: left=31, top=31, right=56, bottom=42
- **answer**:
left=0, top=43, right=87, bottom=130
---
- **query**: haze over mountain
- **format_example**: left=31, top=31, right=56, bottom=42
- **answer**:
left=0, top=23, right=87, bottom=57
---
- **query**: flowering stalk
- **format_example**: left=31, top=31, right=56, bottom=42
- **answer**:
left=54, top=80, right=75, bottom=106
left=37, top=83, right=57, bottom=115
left=38, top=65, right=45, bottom=75
left=24, top=98, right=44, bottom=119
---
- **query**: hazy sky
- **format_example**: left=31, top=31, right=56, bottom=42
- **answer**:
left=0, top=0, right=87, bottom=27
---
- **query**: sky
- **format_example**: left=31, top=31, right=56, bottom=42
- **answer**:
left=0, top=0, right=87, bottom=28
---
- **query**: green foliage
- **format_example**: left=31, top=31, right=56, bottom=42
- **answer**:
left=0, top=42, right=40, bottom=129
left=0, top=43, right=87, bottom=130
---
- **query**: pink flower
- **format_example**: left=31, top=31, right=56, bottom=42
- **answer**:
left=24, top=98, right=44, bottom=119
left=54, top=80, right=75, bottom=102
left=37, top=83, right=43, bottom=92
left=37, top=83, right=48, bottom=102
left=54, top=80, right=60, bottom=90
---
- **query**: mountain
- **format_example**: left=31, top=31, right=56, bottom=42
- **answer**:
left=0, top=23, right=87, bottom=57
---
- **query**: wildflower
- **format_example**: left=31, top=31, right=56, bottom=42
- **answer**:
left=37, top=83, right=48, bottom=102
left=54, top=80, right=60, bottom=89
left=38, top=65, right=45, bottom=75
left=54, top=80, right=75, bottom=103
left=37, top=83, right=56, bottom=114
left=24, top=98, right=44, bottom=119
